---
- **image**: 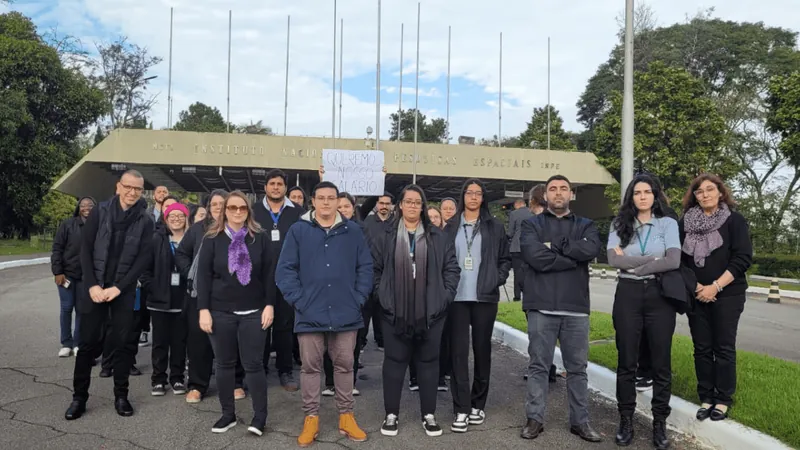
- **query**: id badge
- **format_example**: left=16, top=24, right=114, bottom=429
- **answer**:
left=412, top=262, right=416, bottom=279
left=171, top=272, right=180, bottom=286
left=464, top=257, right=474, bottom=271
left=271, top=229, right=280, bottom=242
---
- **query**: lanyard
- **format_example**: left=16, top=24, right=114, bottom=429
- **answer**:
left=409, top=236, right=416, bottom=259
left=169, top=241, right=177, bottom=255
left=463, top=221, right=480, bottom=256
left=636, top=225, right=653, bottom=256
left=269, top=205, right=285, bottom=229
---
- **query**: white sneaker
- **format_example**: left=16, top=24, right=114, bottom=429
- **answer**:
left=451, top=413, right=469, bottom=433
left=322, top=387, right=335, bottom=397
left=381, top=413, right=399, bottom=436
left=352, top=387, right=360, bottom=396
left=468, top=408, right=485, bottom=425
left=422, top=414, right=443, bottom=437
left=73, top=347, right=79, bottom=356
left=58, top=347, right=71, bottom=358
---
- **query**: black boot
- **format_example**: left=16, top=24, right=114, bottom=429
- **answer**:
left=653, top=419, right=670, bottom=450
left=115, top=397, right=134, bottom=417
left=548, top=365, right=558, bottom=383
left=615, top=414, right=634, bottom=446
left=64, top=400, right=86, bottom=420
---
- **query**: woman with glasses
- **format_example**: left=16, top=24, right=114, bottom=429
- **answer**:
left=374, top=185, right=461, bottom=437
left=681, top=174, right=752, bottom=422
left=141, top=202, right=191, bottom=397
left=196, top=191, right=277, bottom=436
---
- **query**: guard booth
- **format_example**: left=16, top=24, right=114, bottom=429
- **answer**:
left=54, top=129, right=617, bottom=219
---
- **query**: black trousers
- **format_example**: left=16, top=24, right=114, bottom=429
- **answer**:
left=264, top=295, right=295, bottom=375
left=450, top=301, right=498, bottom=415
left=637, top=332, right=652, bottom=379
left=185, top=299, right=245, bottom=394
left=151, top=310, right=188, bottom=386
left=138, top=304, right=151, bottom=333
left=101, top=312, right=140, bottom=370
left=208, top=310, right=269, bottom=424
left=613, top=279, right=676, bottom=420
left=74, top=288, right=139, bottom=402
left=511, top=252, right=525, bottom=300
left=359, top=292, right=384, bottom=348
left=688, top=294, right=745, bottom=407
left=382, top=316, right=445, bottom=417
left=409, top=317, right=449, bottom=382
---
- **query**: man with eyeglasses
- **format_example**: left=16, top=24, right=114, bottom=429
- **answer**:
left=277, top=181, right=373, bottom=447
left=361, top=192, right=394, bottom=350
left=65, top=170, right=155, bottom=421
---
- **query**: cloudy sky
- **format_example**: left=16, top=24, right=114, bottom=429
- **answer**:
left=3, top=0, right=797, bottom=143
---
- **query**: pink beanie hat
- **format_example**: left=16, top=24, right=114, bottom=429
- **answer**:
left=164, top=202, right=189, bottom=219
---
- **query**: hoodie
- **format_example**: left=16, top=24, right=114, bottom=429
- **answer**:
left=51, top=196, right=97, bottom=280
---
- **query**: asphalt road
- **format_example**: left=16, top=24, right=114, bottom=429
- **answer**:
left=0, top=263, right=708, bottom=450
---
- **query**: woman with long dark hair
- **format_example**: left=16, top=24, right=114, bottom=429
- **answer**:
left=606, top=173, right=680, bottom=449
left=197, top=191, right=277, bottom=436
left=373, top=185, right=460, bottom=437
left=681, top=174, right=752, bottom=422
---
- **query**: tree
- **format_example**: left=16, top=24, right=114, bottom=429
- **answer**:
left=0, top=12, right=105, bottom=238
left=173, top=102, right=228, bottom=133
left=594, top=63, right=734, bottom=208
left=476, top=135, right=521, bottom=148
left=516, top=106, right=576, bottom=151
left=89, top=36, right=162, bottom=130
left=235, top=120, right=273, bottom=135
left=389, top=109, right=448, bottom=143
left=32, top=189, right=75, bottom=233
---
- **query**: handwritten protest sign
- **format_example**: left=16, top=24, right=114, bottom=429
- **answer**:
left=322, top=149, right=385, bottom=196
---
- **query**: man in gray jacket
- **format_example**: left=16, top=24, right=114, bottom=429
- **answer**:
left=506, top=199, right=533, bottom=301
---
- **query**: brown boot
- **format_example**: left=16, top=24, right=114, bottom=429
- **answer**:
left=298, top=415, right=319, bottom=448
left=339, top=412, right=367, bottom=442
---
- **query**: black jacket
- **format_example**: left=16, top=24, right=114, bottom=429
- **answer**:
left=175, top=221, right=206, bottom=280
left=372, top=221, right=461, bottom=327
left=252, top=197, right=303, bottom=259
left=51, top=196, right=95, bottom=280
left=362, top=212, right=392, bottom=249
left=443, top=210, right=512, bottom=303
left=141, top=227, right=187, bottom=311
left=659, top=265, right=697, bottom=315
left=520, top=210, right=602, bottom=314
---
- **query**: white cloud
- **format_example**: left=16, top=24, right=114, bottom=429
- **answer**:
left=9, top=0, right=798, bottom=143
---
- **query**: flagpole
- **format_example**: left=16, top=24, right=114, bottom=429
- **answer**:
left=446, top=25, right=451, bottom=143
left=413, top=2, right=420, bottom=184
left=339, top=18, right=344, bottom=139
left=332, top=0, right=337, bottom=149
left=226, top=10, right=232, bottom=133
left=376, top=0, right=381, bottom=151
left=547, top=36, right=551, bottom=150
left=397, top=23, right=403, bottom=141
left=498, top=32, right=502, bottom=146
left=284, top=15, right=290, bottom=136
left=621, top=0, right=635, bottom=198
left=167, top=7, right=173, bottom=128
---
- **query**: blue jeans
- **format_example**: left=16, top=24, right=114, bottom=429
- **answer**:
left=58, top=283, right=80, bottom=348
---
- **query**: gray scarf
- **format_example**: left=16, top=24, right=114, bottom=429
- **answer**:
left=394, top=220, right=428, bottom=339
left=682, top=203, right=731, bottom=268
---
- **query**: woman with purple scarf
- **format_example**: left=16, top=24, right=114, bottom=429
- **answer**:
left=196, top=191, right=277, bottom=437
left=679, top=174, right=752, bottom=422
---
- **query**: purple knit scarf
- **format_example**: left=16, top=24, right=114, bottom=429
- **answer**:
left=226, top=225, right=252, bottom=286
left=682, top=203, right=731, bottom=268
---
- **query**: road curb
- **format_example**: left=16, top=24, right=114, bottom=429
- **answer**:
left=0, top=257, right=50, bottom=271
left=492, top=321, right=792, bottom=450
left=747, top=286, right=800, bottom=299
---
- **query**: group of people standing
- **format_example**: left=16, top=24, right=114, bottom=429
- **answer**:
left=50, top=166, right=751, bottom=450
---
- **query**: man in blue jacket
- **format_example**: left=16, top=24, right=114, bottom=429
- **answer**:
left=276, top=181, right=373, bottom=447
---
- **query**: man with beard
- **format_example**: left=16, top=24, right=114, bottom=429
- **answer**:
left=253, top=169, right=303, bottom=391
left=152, top=186, right=169, bottom=223
left=359, top=192, right=394, bottom=350
left=65, top=170, right=155, bottom=420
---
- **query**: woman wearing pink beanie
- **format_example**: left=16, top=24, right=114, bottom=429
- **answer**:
left=141, top=201, right=191, bottom=396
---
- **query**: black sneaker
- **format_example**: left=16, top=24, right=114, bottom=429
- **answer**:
left=139, top=332, right=149, bottom=347
left=212, top=416, right=237, bottom=433
left=172, top=382, right=187, bottom=395
left=381, top=413, right=399, bottom=436
left=151, top=384, right=166, bottom=396
left=248, top=419, right=265, bottom=436
left=130, top=365, right=142, bottom=376
left=422, top=414, right=443, bottom=437
left=468, top=408, right=485, bottom=425
left=409, top=379, right=419, bottom=392
left=636, top=377, right=654, bottom=392
left=99, top=367, right=113, bottom=378
left=437, top=378, right=448, bottom=392
left=451, top=413, right=469, bottom=433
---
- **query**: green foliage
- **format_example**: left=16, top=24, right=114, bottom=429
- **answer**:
left=0, top=12, right=105, bottom=238
left=235, top=120, right=273, bottom=135
left=750, top=254, right=800, bottom=278
left=594, top=62, right=734, bottom=207
left=389, top=109, right=448, bottom=143
left=517, top=106, right=576, bottom=151
left=32, top=189, right=75, bottom=232
left=767, top=72, right=800, bottom=167
left=174, top=102, right=228, bottom=133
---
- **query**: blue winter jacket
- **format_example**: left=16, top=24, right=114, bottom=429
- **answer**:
left=276, top=211, right=373, bottom=333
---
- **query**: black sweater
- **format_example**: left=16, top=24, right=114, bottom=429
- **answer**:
left=196, top=230, right=277, bottom=312
left=141, top=229, right=187, bottom=310
left=679, top=211, right=753, bottom=298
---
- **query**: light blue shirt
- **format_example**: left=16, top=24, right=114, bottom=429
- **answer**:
left=607, top=216, right=680, bottom=279
left=455, top=216, right=482, bottom=302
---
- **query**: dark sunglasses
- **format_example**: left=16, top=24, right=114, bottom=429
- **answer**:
left=226, top=205, right=248, bottom=213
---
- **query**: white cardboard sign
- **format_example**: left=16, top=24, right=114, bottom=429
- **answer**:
left=321, top=149, right=385, bottom=196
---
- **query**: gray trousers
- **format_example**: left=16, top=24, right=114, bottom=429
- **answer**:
left=525, top=310, right=590, bottom=426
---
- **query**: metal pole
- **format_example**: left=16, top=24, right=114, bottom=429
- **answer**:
left=621, top=0, right=635, bottom=200
left=167, top=7, right=173, bottom=128
left=547, top=36, right=551, bottom=150
left=398, top=23, right=403, bottom=141
left=332, top=0, right=337, bottom=148
left=413, top=2, right=420, bottom=184
left=446, top=25, right=451, bottom=143
left=284, top=15, right=290, bottom=136
left=498, top=32, right=502, bottom=146
left=376, top=0, right=381, bottom=151
left=226, top=10, right=231, bottom=133
left=339, top=18, right=344, bottom=139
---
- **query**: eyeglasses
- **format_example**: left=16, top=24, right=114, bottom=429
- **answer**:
left=167, top=214, right=185, bottom=221
left=315, top=196, right=338, bottom=203
left=119, top=183, right=144, bottom=194
left=402, top=199, right=422, bottom=208
left=693, top=187, right=718, bottom=197
left=226, top=205, right=248, bottom=213
left=465, top=191, right=483, bottom=198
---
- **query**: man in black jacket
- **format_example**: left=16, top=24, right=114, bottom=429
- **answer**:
left=52, top=196, right=96, bottom=358
left=519, top=175, right=602, bottom=443
left=360, top=192, right=394, bottom=350
left=253, top=169, right=303, bottom=391
left=65, top=170, right=155, bottom=421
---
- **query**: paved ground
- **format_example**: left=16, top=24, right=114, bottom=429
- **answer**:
left=0, top=264, right=707, bottom=450
left=0, top=252, right=50, bottom=263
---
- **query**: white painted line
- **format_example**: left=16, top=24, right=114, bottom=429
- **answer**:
left=493, top=321, right=792, bottom=450
left=0, top=257, right=50, bottom=271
